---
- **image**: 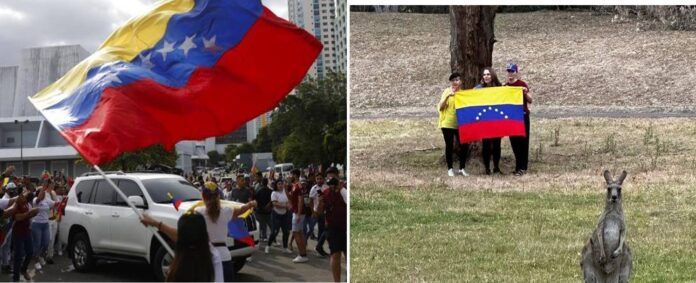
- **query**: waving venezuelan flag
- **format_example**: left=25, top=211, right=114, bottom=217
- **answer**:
left=29, top=0, right=322, bottom=165
left=454, top=86, right=526, bottom=143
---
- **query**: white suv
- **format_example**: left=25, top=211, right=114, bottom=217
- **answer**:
left=59, top=172, right=259, bottom=281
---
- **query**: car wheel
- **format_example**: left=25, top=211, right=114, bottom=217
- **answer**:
left=233, top=257, right=247, bottom=273
left=71, top=232, right=95, bottom=272
left=153, top=245, right=173, bottom=282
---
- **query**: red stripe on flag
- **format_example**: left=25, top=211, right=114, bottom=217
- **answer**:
left=458, top=120, right=526, bottom=144
left=61, top=8, right=321, bottom=165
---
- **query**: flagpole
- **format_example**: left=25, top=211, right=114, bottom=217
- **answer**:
left=93, top=165, right=175, bottom=257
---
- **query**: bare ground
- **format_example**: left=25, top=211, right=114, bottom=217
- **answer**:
left=350, top=11, right=696, bottom=113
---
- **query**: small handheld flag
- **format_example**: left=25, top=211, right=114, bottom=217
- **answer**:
left=228, top=218, right=255, bottom=247
left=167, top=192, right=182, bottom=211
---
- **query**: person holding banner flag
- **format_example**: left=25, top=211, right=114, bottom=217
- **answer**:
left=438, top=73, right=469, bottom=177
left=504, top=63, right=533, bottom=176
left=475, top=67, right=504, bottom=175
left=195, top=181, right=256, bottom=281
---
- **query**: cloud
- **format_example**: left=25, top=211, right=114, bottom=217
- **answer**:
left=0, top=0, right=289, bottom=66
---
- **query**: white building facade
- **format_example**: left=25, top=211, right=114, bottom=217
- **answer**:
left=288, top=0, right=338, bottom=79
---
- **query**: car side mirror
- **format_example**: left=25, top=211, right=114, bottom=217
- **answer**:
left=128, top=195, right=146, bottom=208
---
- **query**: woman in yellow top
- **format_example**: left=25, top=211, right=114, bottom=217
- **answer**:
left=438, top=72, right=469, bottom=177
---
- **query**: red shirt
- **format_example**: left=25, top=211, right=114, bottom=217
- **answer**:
left=13, top=203, right=31, bottom=237
left=289, top=183, right=302, bottom=214
left=506, top=79, right=530, bottom=114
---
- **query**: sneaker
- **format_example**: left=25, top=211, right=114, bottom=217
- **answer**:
left=292, top=255, right=309, bottom=263
left=514, top=170, right=526, bottom=176
left=493, top=168, right=503, bottom=175
left=57, top=250, right=63, bottom=256
left=316, top=247, right=329, bottom=257
left=284, top=248, right=293, bottom=254
left=264, top=246, right=270, bottom=254
left=35, top=262, right=42, bottom=270
left=459, top=169, right=469, bottom=176
left=447, top=169, right=455, bottom=177
left=485, top=168, right=491, bottom=175
left=38, top=257, right=46, bottom=266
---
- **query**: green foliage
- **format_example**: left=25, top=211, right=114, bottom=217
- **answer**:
left=77, top=144, right=178, bottom=171
left=236, top=143, right=255, bottom=154
left=207, top=150, right=222, bottom=166
left=224, top=144, right=238, bottom=162
left=267, top=72, right=347, bottom=167
left=253, top=127, right=272, bottom=152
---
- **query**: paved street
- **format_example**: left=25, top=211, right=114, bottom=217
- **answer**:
left=1, top=238, right=346, bottom=282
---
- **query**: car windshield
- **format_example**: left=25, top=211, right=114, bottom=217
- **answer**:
left=142, top=178, right=201, bottom=203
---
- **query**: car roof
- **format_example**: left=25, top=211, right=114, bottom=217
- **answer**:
left=76, top=173, right=185, bottom=182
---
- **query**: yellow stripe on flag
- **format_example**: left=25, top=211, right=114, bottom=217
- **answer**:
left=29, top=0, right=195, bottom=110
left=454, top=86, right=524, bottom=109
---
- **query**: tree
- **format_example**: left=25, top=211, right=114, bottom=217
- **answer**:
left=253, top=126, right=272, bottom=152
left=224, top=143, right=238, bottom=163
left=207, top=150, right=222, bottom=166
left=449, top=6, right=497, bottom=89
left=77, top=144, right=178, bottom=171
left=449, top=6, right=497, bottom=163
left=237, top=143, right=255, bottom=154
left=266, top=72, right=346, bottom=168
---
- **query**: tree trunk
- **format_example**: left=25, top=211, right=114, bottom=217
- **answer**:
left=446, top=6, right=497, bottom=166
left=449, top=6, right=497, bottom=89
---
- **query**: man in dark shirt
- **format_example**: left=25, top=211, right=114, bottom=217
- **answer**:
left=505, top=63, right=532, bottom=176
left=230, top=174, right=253, bottom=203
left=11, top=192, right=38, bottom=281
left=254, top=178, right=272, bottom=241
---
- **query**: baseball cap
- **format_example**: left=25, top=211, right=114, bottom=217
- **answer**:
left=506, top=63, right=518, bottom=73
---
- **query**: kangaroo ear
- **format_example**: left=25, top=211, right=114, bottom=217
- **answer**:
left=603, top=170, right=613, bottom=184
left=617, top=170, right=627, bottom=185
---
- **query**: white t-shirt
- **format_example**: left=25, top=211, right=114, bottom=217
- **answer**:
left=270, top=189, right=289, bottom=214
left=309, top=184, right=328, bottom=212
left=195, top=206, right=233, bottom=261
left=210, top=243, right=223, bottom=282
left=32, top=196, right=55, bottom=223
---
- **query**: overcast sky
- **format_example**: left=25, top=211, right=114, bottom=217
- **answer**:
left=0, top=0, right=288, bottom=66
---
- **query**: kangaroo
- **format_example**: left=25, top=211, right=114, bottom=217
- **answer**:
left=581, top=170, right=633, bottom=283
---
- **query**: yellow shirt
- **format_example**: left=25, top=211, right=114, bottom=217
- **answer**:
left=438, top=87, right=457, bottom=129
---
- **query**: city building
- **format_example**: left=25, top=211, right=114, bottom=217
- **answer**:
left=334, top=0, right=347, bottom=74
left=288, top=0, right=338, bottom=79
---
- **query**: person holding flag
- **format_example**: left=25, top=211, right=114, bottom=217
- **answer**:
left=475, top=67, right=504, bottom=175
left=195, top=181, right=256, bottom=281
left=438, top=73, right=469, bottom=177
left=504, top=63, right=533, bottom=176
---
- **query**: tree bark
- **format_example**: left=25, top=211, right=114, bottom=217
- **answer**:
left=449, top=6, right=497, bottom=89
left=446, top=6, right=497, bottom=166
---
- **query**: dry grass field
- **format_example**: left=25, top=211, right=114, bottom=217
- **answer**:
left=350, top=11, right=696, bottom=113
left=350, top=117, right=696, bottom=282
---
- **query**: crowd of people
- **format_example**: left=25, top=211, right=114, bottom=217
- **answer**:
left=0, top=163, right=347, bottom=282
left=0, top=165, right=70, bottom=282
left=176, top=166, right=348, bottom=281
left=438, top=62, right=532, bottom=177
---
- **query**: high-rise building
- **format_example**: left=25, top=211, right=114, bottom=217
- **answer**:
left=288, top=0, right=337, bottom=79
left=334, top=0, right=347, bottom=74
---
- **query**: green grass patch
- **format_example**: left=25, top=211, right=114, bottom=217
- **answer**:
left=351, top=185, right=696, bottom=282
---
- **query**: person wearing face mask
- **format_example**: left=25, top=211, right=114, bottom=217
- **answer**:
left=504, top=63, right=532, bottom=176
left=438, top=73, right=469, bottom=177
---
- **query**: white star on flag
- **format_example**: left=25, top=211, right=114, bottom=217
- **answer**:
left=179, top=34, right=197, bottom=57
left=139, top=53, right=154, bottom=69
left=203, top=35, right=220, bottom=52
left=157, top=41, right=175, bottom=61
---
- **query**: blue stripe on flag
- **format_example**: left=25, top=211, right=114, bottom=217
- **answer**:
left=456, top=104, right=525, bottom=125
